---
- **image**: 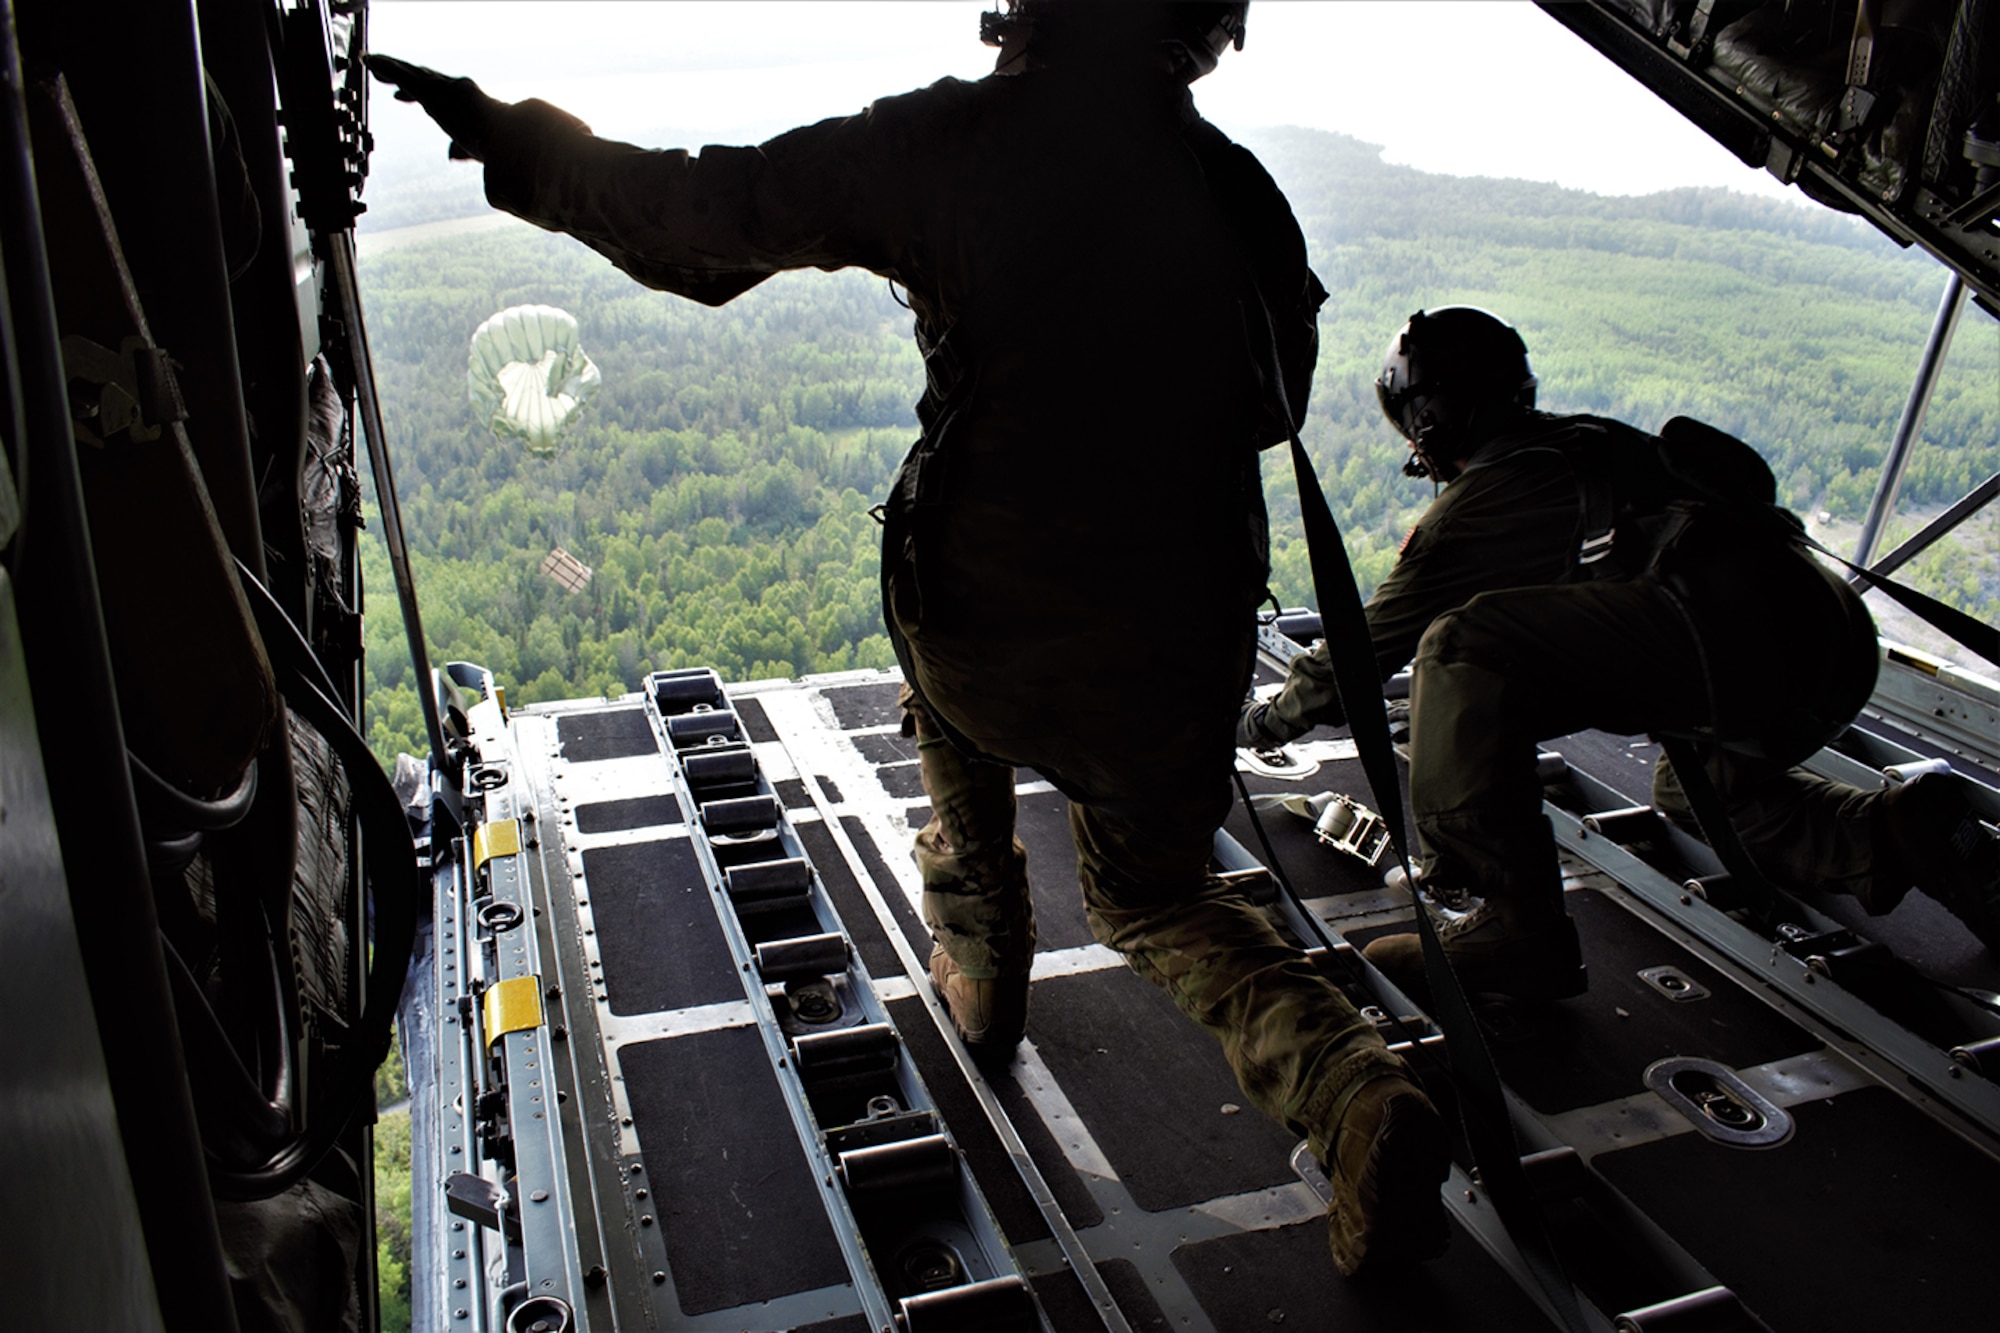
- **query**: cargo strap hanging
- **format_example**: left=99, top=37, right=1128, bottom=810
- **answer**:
left=1282, top=431, right=1592, bottom=1333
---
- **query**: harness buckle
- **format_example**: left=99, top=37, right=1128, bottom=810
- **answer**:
left=1576, top=529, right=1616, bottom=565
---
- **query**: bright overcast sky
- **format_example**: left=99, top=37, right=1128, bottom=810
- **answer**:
left=367, top=0, right=1795, bottom=202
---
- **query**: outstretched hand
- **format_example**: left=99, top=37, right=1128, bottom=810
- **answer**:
left=366, top=54, right=498, bottom=162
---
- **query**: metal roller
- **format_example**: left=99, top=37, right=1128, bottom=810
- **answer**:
left=1534, top=750, right=1570, bottom=782
left=668, top=710, right=740, bottom=748
left=1682, top=873, right=1746, bottom=911
left=755, top=932, right=848, bottom=982
left=896, top=1276, right=1039, bottom=1333
left=1949, top=1034, right=2000, bottom=1078
left=1884, top=756, right=1954, bottom=784
left=1520, top=1146, right=1587, bottom=1205
left=727, top=857, right=815, bottom=906
left=1582, top=806, right=1662, bottom=843
left=648, top=668, right=724, bottom=712
left=684, top=748, right=758, bottom=788
left=701, top=795, right=780, bottom=836
left=1272, top=609, right=1323, bottom=642
left=1613, top=1286, right=1754, bottom=1333
left=837, top=1132, right=957, bottom=1200
left=794, top=1022, right=900, bottom=1084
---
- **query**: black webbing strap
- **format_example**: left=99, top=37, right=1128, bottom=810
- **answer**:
left=1830, top=541, right=2000, bottom=673
left=1287, top=437, right=1590, bottom=1332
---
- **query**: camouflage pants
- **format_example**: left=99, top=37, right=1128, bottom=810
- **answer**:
left=1650, top=757, right=1896, bottom=910
left=901, top=682, right=1393, bottom=1156
left=1408, top=571, right=1881, bottom=913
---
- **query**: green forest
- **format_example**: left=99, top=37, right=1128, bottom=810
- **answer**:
left=354, top=124, right=2000, bottom=764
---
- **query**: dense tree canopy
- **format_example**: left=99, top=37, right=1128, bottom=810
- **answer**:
left=356, top=126, right=1999, bottom=763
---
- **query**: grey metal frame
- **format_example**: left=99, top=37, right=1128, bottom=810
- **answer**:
left=636, top=672, right=1048, bottom=1331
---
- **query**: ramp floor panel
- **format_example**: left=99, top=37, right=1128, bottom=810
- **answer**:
left=1013, top=790, right=1094, bottom=953
left=555, top=707, right=657, bottom=762
left=1593, top=1085, right=2000, bottom=1331
left=1172, top=1216, right=1551, bottom=1333
left=1348, top=886, right=1820, bottom=1115
left=837, top=814, right=932, bottom=958
left=732, top=695, right=780, bottom=743
left=822, top=681, right=905, bottom=730
left=1027, top=969, right=1300, bottom=1212
left=572, top=794, right=681, bottom=834
left=796, top=819, right=904, bottom=979
left=497, top=669, right=2000, bottom=1333
left=621, top=1029, right=850, bottom=1314
left=581, top=838, right=742, bottom=1016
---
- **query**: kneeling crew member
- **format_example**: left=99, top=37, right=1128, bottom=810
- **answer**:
left=1242, top=306, right=1998, bottom=999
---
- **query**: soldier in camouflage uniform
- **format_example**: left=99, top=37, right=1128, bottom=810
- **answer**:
left=373, top=0, right=1451, bottom=1277
left=1243, top=307, right=2000, bottom=998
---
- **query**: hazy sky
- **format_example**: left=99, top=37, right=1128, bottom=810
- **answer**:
left=367, top=0, right=1796, bottom=202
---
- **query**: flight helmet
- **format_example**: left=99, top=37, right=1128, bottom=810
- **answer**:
left=981, top=2, right=1248, bottom=81
left=1376, top=307, right=1537, bottom=482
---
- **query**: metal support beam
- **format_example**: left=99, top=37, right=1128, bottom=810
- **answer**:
left=1854, top=272, right=1969, bottom=568
left=1868, top=466, right=2000, bottom=582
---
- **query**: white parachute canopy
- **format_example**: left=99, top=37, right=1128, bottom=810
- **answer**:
left=467, top=304, right=602, bottom=457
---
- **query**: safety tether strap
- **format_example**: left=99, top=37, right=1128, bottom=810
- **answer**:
left=1829, top=540, right=2000, bottom=673
left=1286, top=436, right=1591, bottom=1333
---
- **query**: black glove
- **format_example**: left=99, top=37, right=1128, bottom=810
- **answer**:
left=366, top=54, right=501, bottom=162
left=1236, top=699, right=1303, bottom=752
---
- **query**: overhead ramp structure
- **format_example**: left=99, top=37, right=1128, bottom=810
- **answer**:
left=402, top=619, right=2000, bottom=1333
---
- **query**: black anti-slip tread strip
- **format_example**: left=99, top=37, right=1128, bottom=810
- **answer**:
left=556, top=708, right=658, bottom=762
left=621, top=1031, right=849, bottom=1314
left=1172, top=1216, right=1550, bottom=1333
left=1351, top=886, right=1818, bottom=1115
left=1593, top=1086, right=2000, bottom=1332
left=1097, top=1259, right=1170, bottom=1331
left=885, top=995, right=1054, bottom=1245
left=774, top=777, right=814, bottom=811
left=854, top=732, right=918, bottom=766
left=823, top=682, right=905, bottom=730
left=1027, top=970, right=1297, bottom=1212
left=877, top=764, right=927, bottom=799
left=582, top=839, right=741, bottom=1015
left=795, top=820, right=899, bottom=978
left=840, top=816, right=932, bottom=956
left=573, top=794, right=682, bottom=835
left=988, top=1065, right=1105, bottom=1230
left=1014, top=790, right=1095, bottom=954
left=1030, top=1269, right=1101, bottom=1331
left=732, top=695, right=780, bottom=743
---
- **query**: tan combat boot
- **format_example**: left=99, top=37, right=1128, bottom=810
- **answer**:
left=929, top=943, right=1030, bottom=1060
left=1365, top=896, right=1586, bottom=1005
left=1319, top=1066, right=1450, bottom=1276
